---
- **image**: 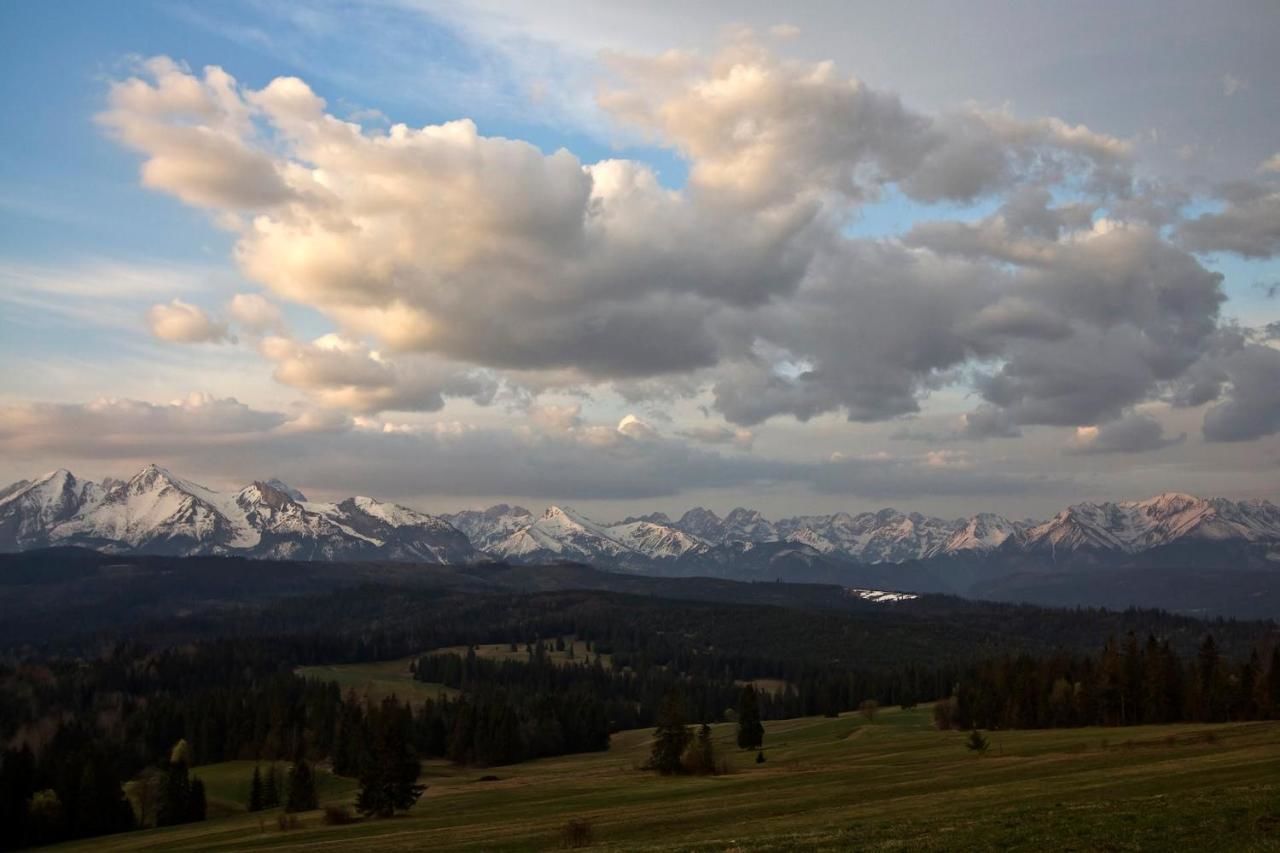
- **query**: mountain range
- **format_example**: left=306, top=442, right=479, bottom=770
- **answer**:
left=0, top=466, right=475, bottom=563
left=4, top=466, right=1279, bottom=579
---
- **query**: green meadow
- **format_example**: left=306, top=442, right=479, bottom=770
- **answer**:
left=57, top=705, right=1280, bottom=852
left=295, top=658, right=457, bottom=706
left=294, top=641, right=612, bottom=709
left=428, top=639, right=614, bottom=670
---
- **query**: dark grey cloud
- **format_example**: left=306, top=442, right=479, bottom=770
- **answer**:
left=1201, top=344, right=1280, bottom=442
left=712, top=223, right=1223, bottom=434
left=1065, top=411, right=1186, bottom=455
left=1179, top=178, right=1280, bottom=258
left=958, top=406, right=1023, bottom=440
left=1168, top=326, right=1280, bottom=443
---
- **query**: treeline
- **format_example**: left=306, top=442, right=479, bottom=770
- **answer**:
left=69, top=583, right=1270, bottom=675
left=0, top=723, right=134, bottom=849
left=941, top=634, right=1280, bottom=731
left=414, top=640, right=944, bottom=741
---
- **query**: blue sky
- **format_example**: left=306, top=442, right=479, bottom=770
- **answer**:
left=1, top=1, right=1277, bottom=517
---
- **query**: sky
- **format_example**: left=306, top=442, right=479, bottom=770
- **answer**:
left=1, top=0, right=1278, bottom=521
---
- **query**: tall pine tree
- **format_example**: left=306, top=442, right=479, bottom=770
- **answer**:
left=737, top=686, right=765, bottom=750
left=285, top=749, right=319, bottom=813
left=248, top=766, right=263, bottom=812
left=649, top=690, right=690, bottom=775
left=356, top=697, right=425, bottom=818
left=263, top=766, right=280, bottom=809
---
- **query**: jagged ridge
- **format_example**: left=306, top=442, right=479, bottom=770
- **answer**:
left=3, top=468, right=1278, bottom=571
left=0, top=466, right=476, bottom=563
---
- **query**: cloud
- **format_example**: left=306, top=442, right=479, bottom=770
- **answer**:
left=598, top=36, right=1128, bottom=209
left=525, top=402, right=584, bottom=433
left=1065, top=412, right=1186, bottom=455
left=1201, top=346, right=1280, bottom=442
left=958, top=406, right=1023, bottom=440
left=808, top=451, right=1061, bottom=499
left=1169, top=326, right=1280, bottom=442
left=97, top=57, right=294, bottom=209
left=0, top=394, right=285, bottom=456
left=888, top=424, right=946, bottom=443
left=146, top=299, right=232, bottom=343
left=678, top=424, right=754, bottom=449
left=616, top=413, right=659, bottom=440
left=904, top=185, right=1096, bottom=264
left=0, top=393, right=1063, bottom=502
left=1, top=260, right=212, bottom=333
left=99, top=41, right=1247, bottom=448
left=1178, top=175, right=1280, bottom=258
left=228, top=292, right=284, bottom=334
left=259, top=334, right=498, bottom=413
left=709, top=221, right=1221, bottom=431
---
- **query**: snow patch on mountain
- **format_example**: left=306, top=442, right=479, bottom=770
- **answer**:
left=846, top=588, right=919, bottom=603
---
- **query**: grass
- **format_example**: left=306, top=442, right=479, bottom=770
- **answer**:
left=295, top=639, right=611, bottom=709
left=429, top=638, right=613, bottom=670
left=58, top=707, right=1280, bottom=852
left=736, top=677, right=790, bottom=695
left=193, top=761, right=359, bottom=816
left=295, top=658, right=457, bottom=706
left=122, top=761, right=359, bottom=823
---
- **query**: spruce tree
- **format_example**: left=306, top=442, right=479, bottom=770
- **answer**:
left=187, top=777, right=207, bottom=823
left=649, top=690, right=690, bottom=775
left=356, top=697, right=426, bottom=817
left=965, top=729, right=989, bottom=754
left=285, top=750, right=319, bottom=813
left=1197, top=635, right=1221, bottom=722
left=694, top=723, right=717, bottom=775
left=263, top=765, right=280, bottom=808
left=333, top=693, right=366, bottom=777
left=72, top=756, right=135, bottom=838
left=737, top=686, right=764, bottom=750
left=248, top=766, right=264, bottom=812
left=1268, top=647, right=1280, bottom=718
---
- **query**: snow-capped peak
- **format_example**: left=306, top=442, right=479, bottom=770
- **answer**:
left=0, top=469, right=103, bottom=549
left=264, top=478, right=307, bottom=502
left=346, top=495, right=437, bottom=528
left=487, top=504, right=703, bottom=565
left=943, top=513, right=1020, bottom=553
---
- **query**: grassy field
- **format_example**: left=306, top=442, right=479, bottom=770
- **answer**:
left=125, top=761, right=360, bottom=822
left=430, top=638, right=614, bottom=670
left=59, top=706, right=1280, bottom=852
left=295, top=640, right=611, bottom=709
left=295, top=658, right=458, bottom=706
left=195, top=761, right=359, bottom=815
